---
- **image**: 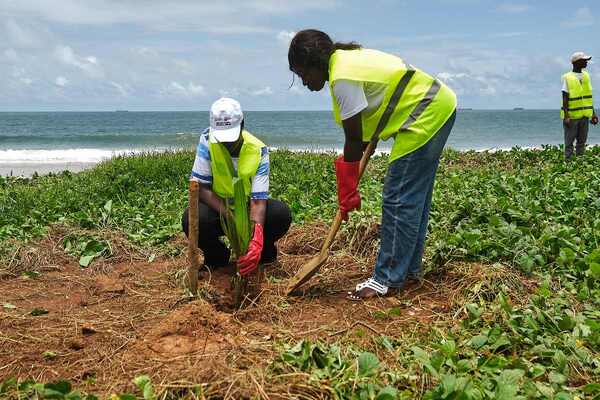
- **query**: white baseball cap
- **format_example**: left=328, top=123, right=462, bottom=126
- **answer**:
left=571, top=51, right=592, bottom=63
left=209, top=97, right=243, bottom=143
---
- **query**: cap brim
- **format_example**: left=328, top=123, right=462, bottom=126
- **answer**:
left=209, top=126, right=241, bottom=143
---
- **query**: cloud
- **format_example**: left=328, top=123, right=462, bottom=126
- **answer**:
left=3, top=19, right=42, bottom=48
left=431, top=45, right=553, bottom=99
left=11, top=67, right=27, bottom=78
left=1, top=0, right=336, bottom=33
left=136, top=47, right=160, bottom=57
left=219, top=88, right=241, bottom=98
left=55, top=46, right=104, bottom=78
left=4, top=49, right=20, bottom=62
left=109, top=81, right=129, bottom=96
left=289, top=85, right=307, bottom=96
left=162, top=81, right=206, bottom=97
left=490, top=31, right=527, bottom=38
left=173, top=59, right=194, bottom=74
left=437, top=71, right=498, bottom=96
left=10, top=64, right=34, bottom=86
left=277, top=30, right=295, bottom=45
left=373, top=32, right=468, bottom=45
left=561, top=7, right=595, bottom=28
left=55, top=76, right=69, bottom=87
left=250, top=86, right=273, bottom=96
left=496, top=3, right=531, bottom=13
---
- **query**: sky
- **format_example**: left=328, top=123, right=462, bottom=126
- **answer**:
left=0, top=0, right=598, bottom=111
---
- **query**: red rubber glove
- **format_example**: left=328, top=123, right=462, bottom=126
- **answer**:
left=334, top=155, right=361, bottom=221
left=238, top=223, right=264, bottom=276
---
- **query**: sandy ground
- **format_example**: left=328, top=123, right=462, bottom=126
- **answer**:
left=0, top=162, right=98, bottom=177
left=0, top=224, right=534, bottom=398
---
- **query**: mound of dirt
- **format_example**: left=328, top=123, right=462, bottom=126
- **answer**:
left=142, top=301, right=239, bottom=356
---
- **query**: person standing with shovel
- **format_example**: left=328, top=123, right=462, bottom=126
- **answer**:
left=182, top=98, right=292, bottom=283
left=287, top=29, right=456, bottom=300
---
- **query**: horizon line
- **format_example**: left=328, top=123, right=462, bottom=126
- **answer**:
left=0, top=108, right=558, bottom=113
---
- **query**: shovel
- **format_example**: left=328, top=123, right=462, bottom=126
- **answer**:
left=186, top=181, right=201, bottom=293
left=285, top=137, right=379, bottom=295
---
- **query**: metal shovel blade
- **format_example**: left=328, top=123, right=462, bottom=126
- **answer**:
left=285, top=211, right=343, bottom=296
left=285, top=253, right=327, bottom=295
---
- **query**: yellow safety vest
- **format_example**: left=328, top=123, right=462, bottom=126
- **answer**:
left=561, top=71, right=594, bottom=119
left=329, top=49, right=457, bottom=161
left=209, top=130, right=265, bottom=199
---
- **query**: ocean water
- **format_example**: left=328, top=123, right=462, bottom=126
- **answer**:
left=0, top=110, right=595, bottom=164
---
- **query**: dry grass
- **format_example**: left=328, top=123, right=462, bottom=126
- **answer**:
left=0, top=224, right=153, bottom=279
left=0, top=223, right=538, bottom=398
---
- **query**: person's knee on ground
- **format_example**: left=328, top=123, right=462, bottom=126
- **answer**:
left=181, top=205, right=230, bottom=268
left=260, top=199, right=292, bottom=264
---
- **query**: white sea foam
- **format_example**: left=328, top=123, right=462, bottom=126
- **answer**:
left=267, top=145, right=393, bottom=156
left=0, top=148, right=145, bottom=164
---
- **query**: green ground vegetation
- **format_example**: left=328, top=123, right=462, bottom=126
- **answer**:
left=1, top=145, right=599, bottom=399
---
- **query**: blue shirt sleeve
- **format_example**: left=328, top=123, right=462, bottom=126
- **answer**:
left=190, top=128, right=212, bottom=183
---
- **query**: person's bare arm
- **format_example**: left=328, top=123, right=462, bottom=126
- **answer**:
left=341, top=112, right=365, bottom=162
left=198, top=183, right=225, bottom=214
left=249, top=199, right=267, bottom=226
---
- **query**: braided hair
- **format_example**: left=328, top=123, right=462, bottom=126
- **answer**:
left=288, top=29, right=361, bottom=76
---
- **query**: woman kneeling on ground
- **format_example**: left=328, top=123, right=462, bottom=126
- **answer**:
left=288, top=29, right=457, bottom=301
left=182, top=98, right=292, bottom=276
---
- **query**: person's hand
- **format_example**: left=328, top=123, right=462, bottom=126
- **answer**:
left=564, top=117, right=571, bottom=126
left=237, top=223, right=264, bottom=276
left=334, top=155, right=361, bottom=221
left=591, top=115, right=599, bottom=125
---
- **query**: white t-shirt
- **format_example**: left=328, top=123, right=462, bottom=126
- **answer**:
left=561, top=72, right=583, bottom=93
left=332, top=80, right=387, bottom=120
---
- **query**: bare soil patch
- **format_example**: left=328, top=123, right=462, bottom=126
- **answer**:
left=0, top=224, right=535, bottom=398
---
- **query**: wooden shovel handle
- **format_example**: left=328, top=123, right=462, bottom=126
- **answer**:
left=319, top=139, right=379, bottom=256
left=187, top=181, right=200, bottom=293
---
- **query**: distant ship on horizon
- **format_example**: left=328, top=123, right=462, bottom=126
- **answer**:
left=115, top=110, right=129, bottom=112
left=513, top=107, right=525, bottom=110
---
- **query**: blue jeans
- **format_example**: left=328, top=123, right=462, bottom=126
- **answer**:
left=373, top=111, right=456, bottom=288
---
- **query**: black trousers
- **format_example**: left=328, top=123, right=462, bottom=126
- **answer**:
left=182, top=199, right=292, bottom=267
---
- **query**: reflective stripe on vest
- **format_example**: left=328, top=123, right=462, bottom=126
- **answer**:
left=209, top=130, right=265, bottom=199
left=561, top=71, right=594, bottom=119
left=329, top=49, right=457, bottom=161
